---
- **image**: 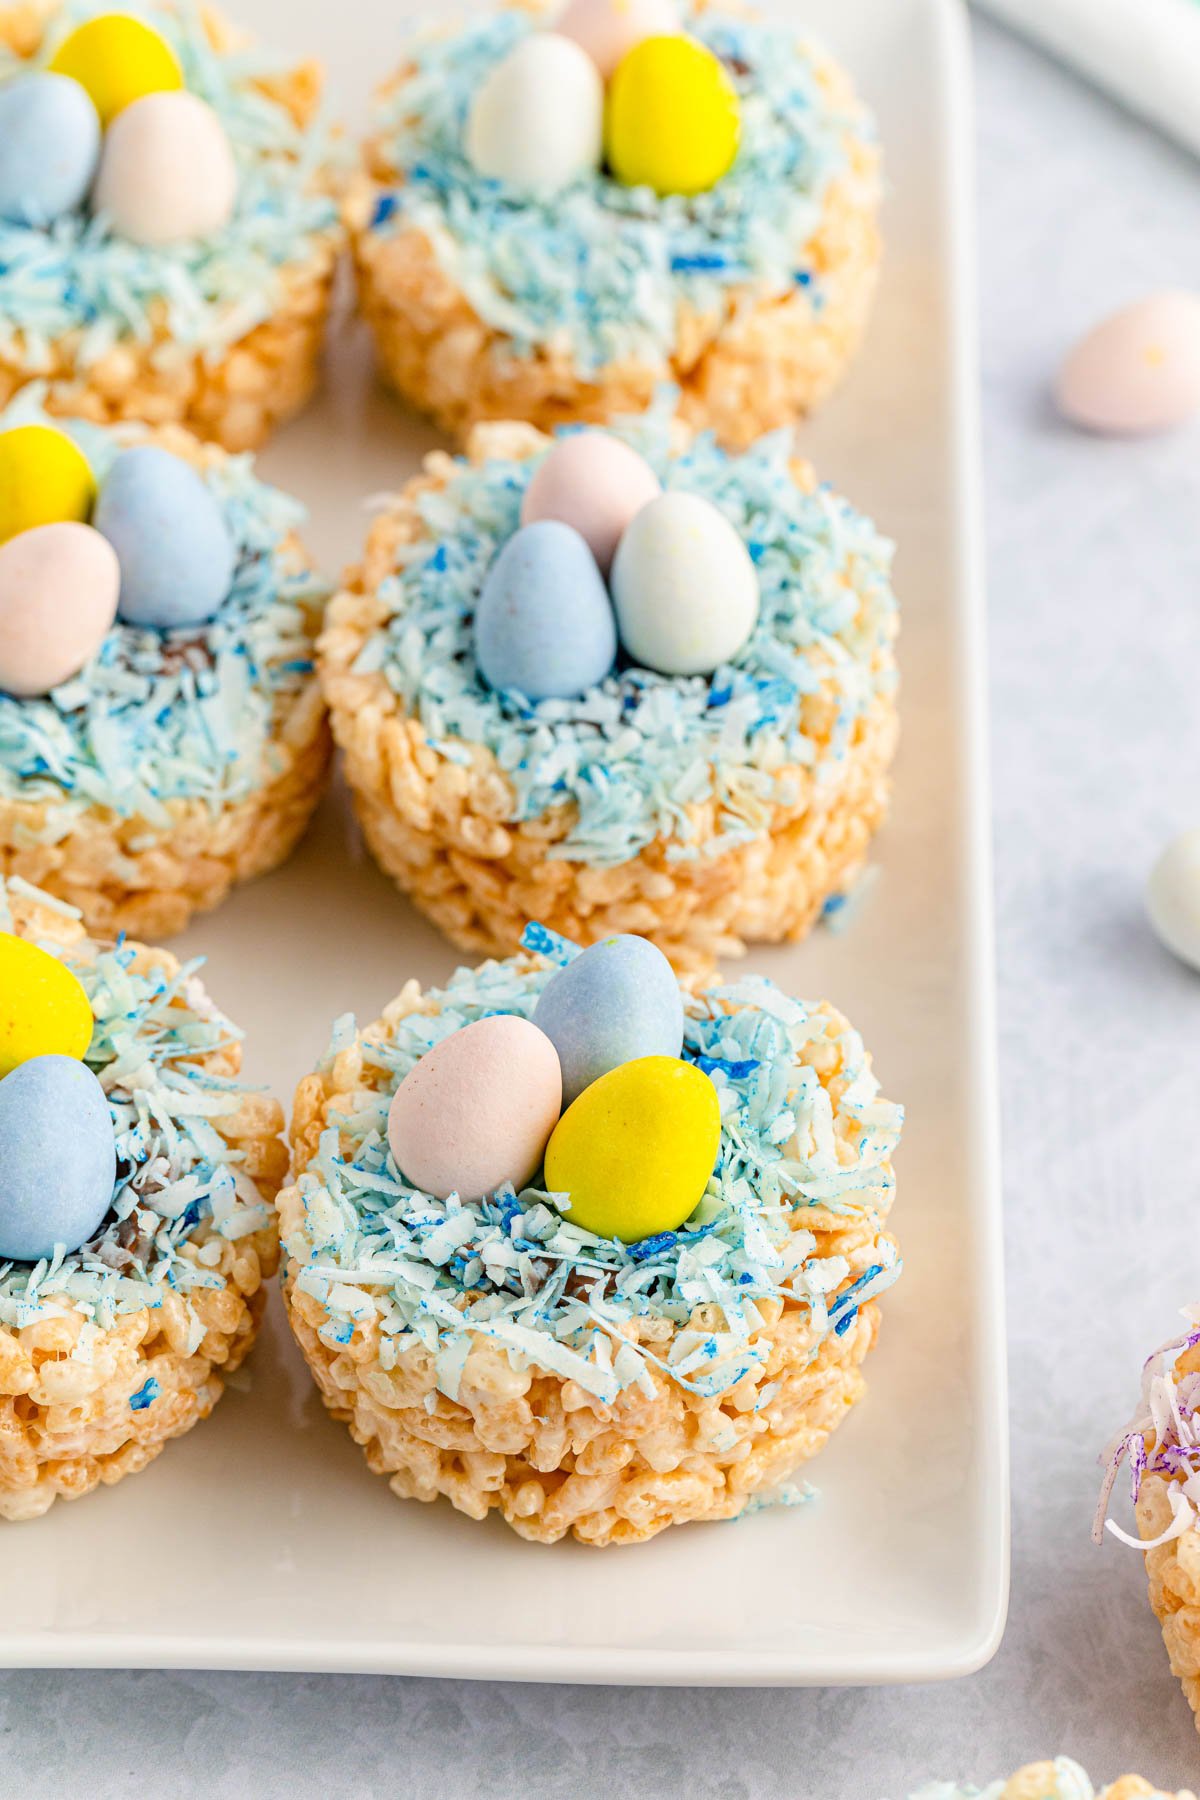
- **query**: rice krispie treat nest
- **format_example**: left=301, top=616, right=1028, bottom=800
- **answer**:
left=904, top=1762, right=1192, bottom=1800
left=0, top=879, right=284, bottom=1520
left=0, top=392, right=331, bottom=938
left=348, top=2, right=880, bottom=447
left=0, top=1, right=342, bottom=452
left=321, top=411, right=897, bottom=973
left=1096, top=1307, right=1200, bottom=1737
left=278, top=922, right=902, bottom=1548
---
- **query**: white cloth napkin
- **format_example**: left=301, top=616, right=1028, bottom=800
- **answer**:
left=976, top=0, right=1200, bottom=160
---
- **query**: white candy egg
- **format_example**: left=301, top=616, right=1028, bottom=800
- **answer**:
left=611, top=491, right=759, bottom=676
left=1146, top=829, right=1200, bottom=972
left=0, top=522, right=119, bottom=698
left=466, top=32, right=603, bottom=196
left=93, top=90, right=237, bottom=247
left=1056, top=291, right=1200, bottom=436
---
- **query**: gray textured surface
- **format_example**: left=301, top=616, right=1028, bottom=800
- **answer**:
left=4, top=14, right=1200, bottom=1795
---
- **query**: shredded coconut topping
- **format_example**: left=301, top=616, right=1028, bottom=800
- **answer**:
left=904, top=1762, right=1136, bottom=1800
left=0, top=389, right=327, bottom=823
left=0, top=0, right=338, bottom=361
left=0, top=877, right=274, bottom=1330
left=374, top=402, right=896, bottom=868
left=368, top=6, right=871, bottom=373
left=283, top=922, right=903, bottom=1404
left=1095, top=1304, right=1200, bottom=1551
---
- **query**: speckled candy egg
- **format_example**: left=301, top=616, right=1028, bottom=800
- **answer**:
left=95, top=446, right=236, bottom=630
left=0, top=936, right=93, bottom=1078
left=0, top=1054, right=115, bottom=1262
left=474, top=520, right=617, bottom=700
left=49, top=12, right=183, bottom=126
left=387, top=1015, right=562, bottom=1202
left=606, top=34, right=741, bottom=196
left=520, top=432, right=661, bottom=574
left=0, top=522, right=119, bottom=698
left=544, top=1054, right=720, bottom=1242
left=611, top=490, right=758, bottom=675
left=0, top=424, right=96, bottom=547
left=466, top=32, right=604, bottom=196
left=556, top=0, right=681, bottom=79
left=532, top=934, right=684, bottom=1105
left=1147, top=829, right=1200, bottom=971
left=1056, top=292, right=1200, bottom=435
left=93, top=91, right=237, bottom=247
left=0, top=73, right=101, bottom=227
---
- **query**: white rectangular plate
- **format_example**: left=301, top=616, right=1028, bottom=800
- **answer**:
left=0, top=0, right=1008, bottom=1684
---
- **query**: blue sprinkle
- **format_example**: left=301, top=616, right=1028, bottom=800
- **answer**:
left=129, top=1378, right=161, bottom=1411
left=371, top=191, right=399, bottom=228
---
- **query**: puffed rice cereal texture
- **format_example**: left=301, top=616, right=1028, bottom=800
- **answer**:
left=0, top=888, right=285, bottom=1521
left=1138, top=1341, right=1200, bottom=1737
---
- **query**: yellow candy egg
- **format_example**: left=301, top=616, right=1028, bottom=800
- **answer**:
left=49, top=13, right=183, bottom=127
left=544, top=1054, right=721, bottom=1242
left=0, top=425, right=96, bottom=548
left=0, top=935, right=94, bottom=1078
left=605, top=34, right=740, bottom=197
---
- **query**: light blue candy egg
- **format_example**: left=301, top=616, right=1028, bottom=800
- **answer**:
left=532, top=933, right=684, bottom=1106
left=474, top=520, right=616, bottom=701
left=94, top=446, right=237, bottom=631
left=0, top=1054, right=115, bottom=1263
left=0, top=73, right=100, bottom=228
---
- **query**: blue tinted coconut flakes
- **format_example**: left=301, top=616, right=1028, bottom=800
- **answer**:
left=0, top=878, right=275, bottom=1330
left=375, top=404, right=896, bottom=866
left=0, top=390, right=327, bottom=823
left=284, top=923, right=902, bottom=1404
left=369, top=7, right=871, bottom=373
left=0, top=0, right=338, bottom=361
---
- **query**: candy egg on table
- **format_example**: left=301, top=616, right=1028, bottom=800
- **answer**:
left=0, top=1054, right=115, bottom=1263
left=555, top=0, right=681, bottom=79
left=1146, top=829, right=1200, bottom=972
left=466, top=32, right=604, bottom=196
left=48, top=12, right=183, bottom=126
left=95, top=445, right=237, bottom=630
left=0, top=424, right=96, bottom=547
left=532, top=933, right=683, bottom=1105
left=387, top=1014, right=562, bottom=1202
left=520, top=431, right=661, bottom=574
left=0, top=73, right=101, bottom=227
left=611, top=490, right=758, bottom=675
left=0, top=935, right=93, bottom=1078
left=544, top=1053, right=720, bottom=1241
left=605, top=34, right=741, bottom=197
left=1056, top=292, right=1200, bottom=435
left=0, top=522, right=119, bottom=698
left=93, top=91, right=238, bottom=247
left=474, top=519, right=617, bottom=700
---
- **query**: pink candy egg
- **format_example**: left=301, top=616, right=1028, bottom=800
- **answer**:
left=521, top=431, right=662, bottom=574
left=93, top=91, right=237, bottom=247
left=1056, top=291, right=1200, bottom=435
left=0, top=522, right=119, bottom=698
left=556, top=0, right=681, bottom=79
left=387, top=1015, right=562, bottom=1203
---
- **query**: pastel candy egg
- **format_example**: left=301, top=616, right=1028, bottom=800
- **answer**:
left=0, top=424, right=96, bottom=547
left=387, top=1015, right=562, bottom=1202
left=0, top=935, right=93, bottom=1078
left=606, top=35, right=741, bottom=196
left=49, top=12, right=183, bottom=126
left=95, top=446, right=236, bottom=630
left=0, top=522, right=119, bottom=698
left=555, top=0, right=681, bottom=79
left=0, top=73, right=101, bottom=227
left=0, top=1055, right=115, bottom=1262
left=474, top=520, right=617, bottom=701
left=466, top=32, right=604, bottom=196
left=544, top=1054, right=720, bottom=1242
left=93, top=91, right=237, bottom=247
left=611, top=491, right=758, bottom=675
left=1056, top=292, right=1200, bottom=435
left=520, top=432, right=661, bottom=574
left=1146, top=829, right=1200, bottom=971
left=532, top=934, right=683, bottom=1106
